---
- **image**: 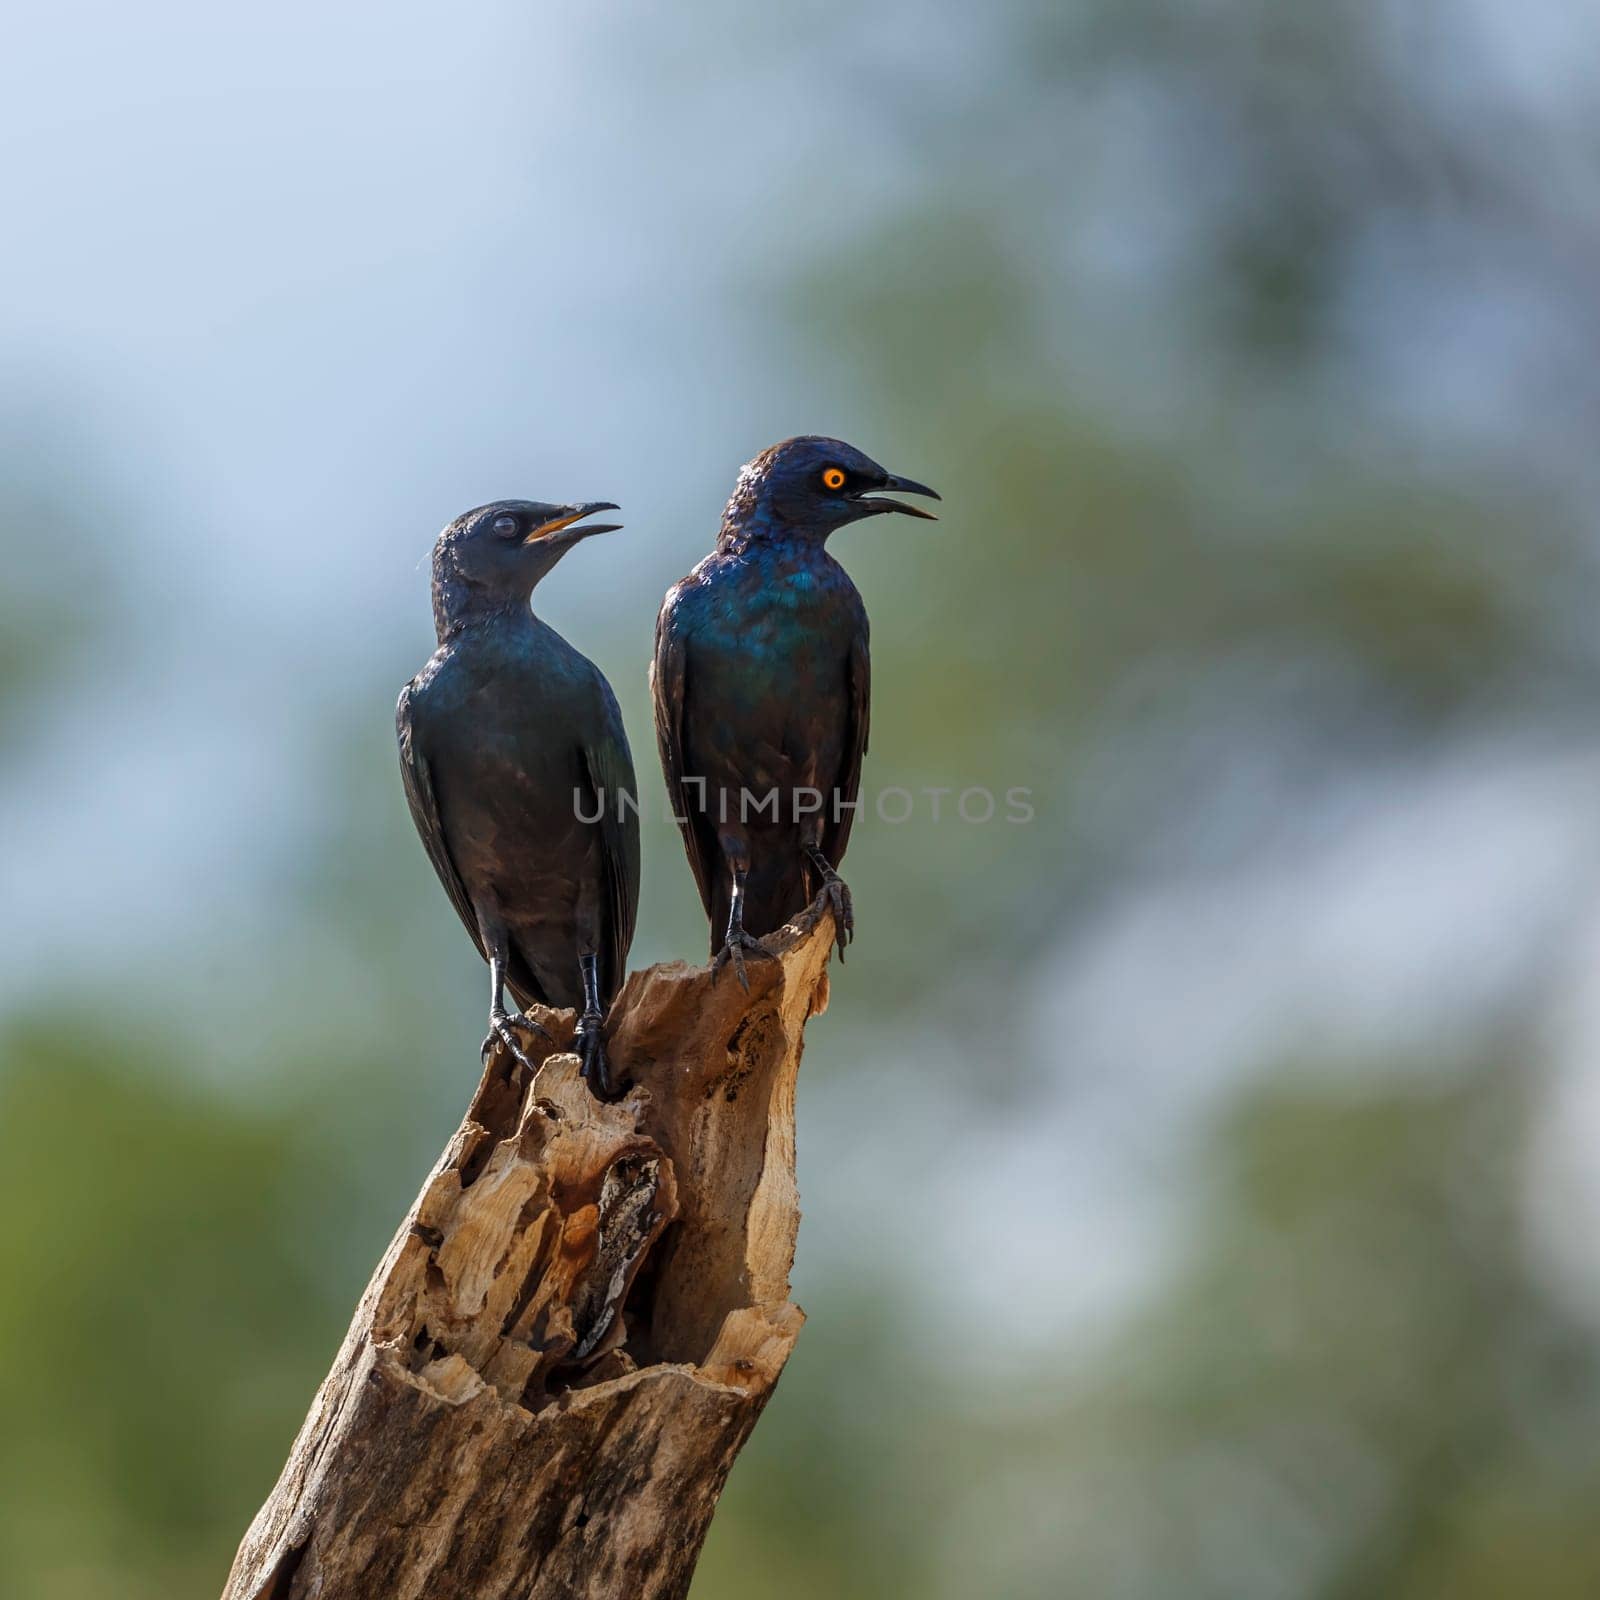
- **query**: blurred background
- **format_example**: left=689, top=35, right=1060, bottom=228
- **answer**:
left=6, top=0, right=1600, bottom=1594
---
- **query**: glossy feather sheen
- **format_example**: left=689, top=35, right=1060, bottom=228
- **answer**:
left=399, top=608, right=640, bottom=1012
left=654, top=447, right=872, bottom=950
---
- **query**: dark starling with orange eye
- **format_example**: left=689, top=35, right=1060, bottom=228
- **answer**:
left=652, top=436, right=939, bottom=985
left=398, top=499, right=640, bottom=1098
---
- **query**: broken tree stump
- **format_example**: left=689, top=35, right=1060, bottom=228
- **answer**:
left=223, top=910, right=836, bottom=1600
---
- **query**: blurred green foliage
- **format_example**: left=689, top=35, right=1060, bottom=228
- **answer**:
left=0, top=1029, right=343, bottom=1599
left=1030, top=1067, right=1600, bottom=1599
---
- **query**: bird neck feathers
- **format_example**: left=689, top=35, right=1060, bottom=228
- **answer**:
left=717, top=487, right=827, bottom=556
left=431, top=552, right=530, bottom=643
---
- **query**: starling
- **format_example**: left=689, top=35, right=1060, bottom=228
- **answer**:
left=398, top=499, right=640, bottom=1097
left=652, top=437, right=938, bottom=985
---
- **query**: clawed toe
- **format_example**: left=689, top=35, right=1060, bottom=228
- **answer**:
left=711, top=932, right=776, bottom=993
left=482, top=1011, right=555, bottom=1075
left=825, top=880, right=854, bottom=958
left=576, top=1018, right=625, bottom=1102
left=808, top=876, right=854, bottom=961
left=482, top=1023, right=532, bottom=1075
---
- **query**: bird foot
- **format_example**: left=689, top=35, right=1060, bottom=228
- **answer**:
left=809, top=874, right=854, bottom=961
left=575, top=1014, right=626, bottom=1102
left=711, top=929, right=777, bottom=993
left=482, top=1011, right=555, bottom=1076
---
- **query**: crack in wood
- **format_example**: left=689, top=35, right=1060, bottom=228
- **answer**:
left=223, top=909, right=835, bottom=1600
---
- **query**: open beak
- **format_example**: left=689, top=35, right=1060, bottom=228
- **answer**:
left=854, top=473, right=941, bottom=521
left=525, top=501, right=623, bottom=542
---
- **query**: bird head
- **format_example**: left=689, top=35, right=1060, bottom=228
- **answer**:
left=721, top=436, right=940, bottom=543
left=430, top=499, right=621, bottom=637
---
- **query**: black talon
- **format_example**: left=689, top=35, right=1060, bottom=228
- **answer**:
left=574, top=953, right=628, bottom=1100
left=483, top=1021, right=531, bottom=1074
left=712, top=928, right=777, bottom=993
left=803, top=842, right=854, bottom=962
left=709, top=855, right=777, bottom=991
left=575, top=1014, right=623, bottom=1100
left=483, top=1009, right=554, bottom=1075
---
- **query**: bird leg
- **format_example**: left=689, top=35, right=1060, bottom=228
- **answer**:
left=712, top=848, right=777, bottom=992
left=481, top=935, right=554, bottom=1076
left=802, top=837, right=854, bottom=960
left=573, top=952, right=622, bottom=1101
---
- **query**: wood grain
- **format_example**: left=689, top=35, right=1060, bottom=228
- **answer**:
left=223, top=910, right=834, bottom=1600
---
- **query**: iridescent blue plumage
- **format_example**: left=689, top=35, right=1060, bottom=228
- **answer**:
left=652, top=436, right=939, bottom=982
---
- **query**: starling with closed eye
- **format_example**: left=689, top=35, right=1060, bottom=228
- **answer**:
left=398, top=499, right=640, bottom=1098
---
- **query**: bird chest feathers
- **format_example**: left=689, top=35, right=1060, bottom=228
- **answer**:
left=708, top=551, right=861, bottom=672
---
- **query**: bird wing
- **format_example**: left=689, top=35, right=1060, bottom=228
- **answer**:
left=652, top=595, right=719, bottom=925
left=823, top=628, right=871, bottom=868
left=396, top=680, right=484, bottom=959
left=583, top=683, right=642, bottom=1002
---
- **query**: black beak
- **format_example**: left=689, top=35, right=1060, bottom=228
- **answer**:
left=525, top=501, right=623, bottom=542
left=854, top=474, right=941, bottom=521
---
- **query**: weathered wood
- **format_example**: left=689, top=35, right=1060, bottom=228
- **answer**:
left=223, top=911, right=834, bottom=1600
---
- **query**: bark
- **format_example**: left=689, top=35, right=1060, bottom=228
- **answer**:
left=223, top=910, right=835, bottom=1600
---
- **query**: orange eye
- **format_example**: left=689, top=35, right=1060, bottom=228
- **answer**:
left=822, top=467, right=847, bottom=491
